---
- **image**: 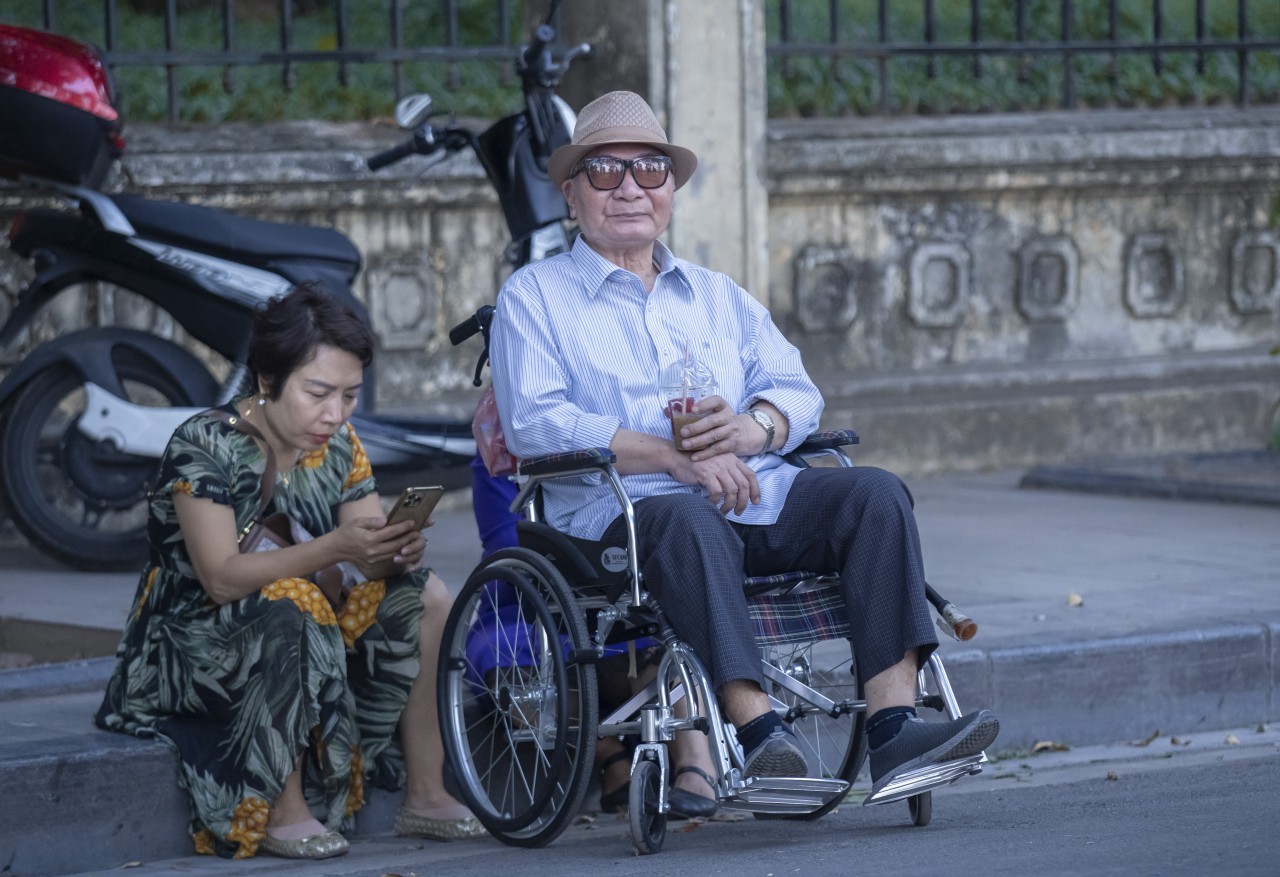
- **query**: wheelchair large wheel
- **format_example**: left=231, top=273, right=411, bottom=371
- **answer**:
left=758, top=637, right=866, bottom=820
left=438, top=548, right=598, bottom=847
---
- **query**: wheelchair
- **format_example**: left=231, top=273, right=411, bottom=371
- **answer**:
left=436, top=430, right=987, bottom=854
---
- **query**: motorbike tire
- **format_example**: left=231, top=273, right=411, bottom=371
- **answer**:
left=0, top=350, right=197, bottom=571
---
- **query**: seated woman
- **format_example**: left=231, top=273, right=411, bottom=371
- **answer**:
left=95, top=284, right=485, bottom=860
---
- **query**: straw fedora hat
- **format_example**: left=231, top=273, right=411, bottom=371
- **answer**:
left=547, top=90, right=698, bottom=189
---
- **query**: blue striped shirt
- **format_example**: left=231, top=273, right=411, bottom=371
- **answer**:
left=490, top=236, right=824, bottom=540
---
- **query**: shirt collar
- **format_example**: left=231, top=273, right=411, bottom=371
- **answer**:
left=569, top=236, right=693, bottom=299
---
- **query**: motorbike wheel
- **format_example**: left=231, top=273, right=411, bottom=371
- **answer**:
left=0, top=351, right=197, bottom=571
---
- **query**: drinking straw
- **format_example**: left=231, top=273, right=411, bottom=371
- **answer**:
left=681, top=338, right=691, bottom=414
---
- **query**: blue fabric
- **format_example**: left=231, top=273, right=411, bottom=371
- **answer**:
left=465, top=453, right=529, bottom=682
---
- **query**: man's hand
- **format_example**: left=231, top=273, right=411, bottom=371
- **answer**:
left=676, top=395, right=765, bottom=461
left=671, top=450, right=761, bottom=515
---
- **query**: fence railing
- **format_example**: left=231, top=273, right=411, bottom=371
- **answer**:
left=14, top=1, right=1280, bottom=121
left=22, top=0, right=530, bottom=122
left=767, top=0, right=1280, bottom=115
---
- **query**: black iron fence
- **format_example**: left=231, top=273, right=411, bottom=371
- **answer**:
left=768, top=0, right=1280, bottom=115
left=17, top=0, right=531, bottom=122
left=11, top=1, right=1280, bottom=121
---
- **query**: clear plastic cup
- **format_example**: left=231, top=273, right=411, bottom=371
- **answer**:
left=661, top=359, right=716, bottom=452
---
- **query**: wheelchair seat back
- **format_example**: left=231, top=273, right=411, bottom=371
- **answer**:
left=515, top=519, right=633, bottom=604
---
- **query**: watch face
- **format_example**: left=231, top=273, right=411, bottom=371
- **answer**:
left=749, top=408, right=775, bottom=450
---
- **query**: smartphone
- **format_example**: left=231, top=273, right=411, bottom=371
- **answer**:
left=385, top=485, right=445, bottom=530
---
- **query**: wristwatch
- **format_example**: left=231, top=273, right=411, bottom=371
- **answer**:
left=746, top=407, right=776, bottom=453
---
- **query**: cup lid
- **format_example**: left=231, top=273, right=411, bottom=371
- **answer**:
left=660, top=358, right=715, bottom=391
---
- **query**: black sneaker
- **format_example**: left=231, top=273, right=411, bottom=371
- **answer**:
left=868, top=709, right=999, bottom=798
left=743, top=730, right=809, bottom=778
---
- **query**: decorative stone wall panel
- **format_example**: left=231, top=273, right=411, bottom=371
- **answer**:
left=1017, top=235, right=1078, bottom=322
left=907, top=241, right=970, bottom=328
left=362, top=254, right=438, bottom=352
left=1124, top=233, right=1184, bottom=318
left=1230, top=230, right=1280, bottom=315
left=792, top=246, right=858, bottom=333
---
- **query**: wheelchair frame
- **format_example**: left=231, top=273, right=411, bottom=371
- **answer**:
left=437, top=431, right=986, bottom=854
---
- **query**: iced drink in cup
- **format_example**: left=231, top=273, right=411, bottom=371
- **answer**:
left=661, top=359, right=716, bottom=452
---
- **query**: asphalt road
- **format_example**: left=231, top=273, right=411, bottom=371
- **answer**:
left=61, top=726, right=1280, bottom=877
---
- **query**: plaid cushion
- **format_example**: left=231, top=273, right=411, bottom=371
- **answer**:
left=746, top=575, right=850, bottom=647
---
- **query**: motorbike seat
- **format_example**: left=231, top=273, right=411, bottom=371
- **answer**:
left=109, top=193, right=361, bottom=270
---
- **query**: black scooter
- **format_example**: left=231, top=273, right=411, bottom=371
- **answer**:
left=0, top=4, right=585, bottom=570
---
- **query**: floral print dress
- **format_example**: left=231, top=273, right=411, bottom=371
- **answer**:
left=95, top=405, right=426, bottom=858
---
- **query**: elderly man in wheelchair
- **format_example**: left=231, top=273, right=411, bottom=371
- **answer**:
left=435, top=90, right=999, bottom=854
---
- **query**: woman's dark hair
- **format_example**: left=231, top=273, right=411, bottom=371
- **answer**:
left=248, top=283, right=375, bottom=399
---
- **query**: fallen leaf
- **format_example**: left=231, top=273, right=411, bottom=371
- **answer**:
left=575, top=813, right=597, bottom=825
left=1106, top=771, right=1119, bottom=781
left=1170, top=736, right=1191, bottom=746
left=1032, top=740, right=1070, bottom=753
left=1067, top=593, right=1084, bottom=607
left=675, top=820, right=702, bottom=833
left=1225, top=734, right=1240, bottom=746
left=1131, top=729, right=1160, bottom=747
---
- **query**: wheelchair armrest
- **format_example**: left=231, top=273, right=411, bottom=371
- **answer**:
left=518, top=447, right=617, bottom=477
left=793, top=429, right=859, bottom=452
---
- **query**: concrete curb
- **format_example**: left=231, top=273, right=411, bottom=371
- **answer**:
left=0, top=656, right=114, bottom=702
left=2, top=621, right=1277, bottom=875
left=1020, top=450, right=1280, bottom=507
left=942, top=623, right=1278, bottom=749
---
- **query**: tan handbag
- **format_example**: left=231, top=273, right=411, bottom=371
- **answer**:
left=208, top=409, right=351, bottom=610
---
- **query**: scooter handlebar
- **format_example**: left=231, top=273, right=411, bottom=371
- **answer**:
left=522, top=23, right=556, bottom=70
left=367, top=138, right=418, bottom=171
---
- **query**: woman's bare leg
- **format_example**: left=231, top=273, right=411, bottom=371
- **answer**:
left=267, top=761, right=327, bottom=839
left=399, top=571, right=473, bottom=819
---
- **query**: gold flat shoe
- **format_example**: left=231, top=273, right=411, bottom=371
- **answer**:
left=258, top=828, right=349, bottom=859
left=394, top=807, right=488, bottom=841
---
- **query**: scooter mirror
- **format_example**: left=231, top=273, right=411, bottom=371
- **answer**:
left=394, top=94, right=434, bottom=130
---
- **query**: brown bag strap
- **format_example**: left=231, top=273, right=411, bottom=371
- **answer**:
left=205, top=407, right=278, bottom=523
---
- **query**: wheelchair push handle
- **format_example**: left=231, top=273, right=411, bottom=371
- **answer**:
left=449, top=305, right=496, bottom=387
left=926, top=584, right=978, bottom=641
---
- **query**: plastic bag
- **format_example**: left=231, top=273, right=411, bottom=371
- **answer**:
left=472, top=385, right=517, bottom=477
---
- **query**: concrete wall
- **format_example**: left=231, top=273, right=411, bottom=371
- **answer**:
left=765, top=107, right=1280, bottom=474
left=2, top=110, right=1278, bottom=479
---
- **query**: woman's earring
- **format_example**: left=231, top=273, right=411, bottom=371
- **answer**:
left=258, top=396, right=266, bottom=406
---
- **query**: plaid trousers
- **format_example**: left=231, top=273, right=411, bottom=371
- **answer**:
left=600, top=466, right=939, bottom=690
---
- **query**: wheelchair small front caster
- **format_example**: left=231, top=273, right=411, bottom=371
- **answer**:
left=908, top=791, right=932, bottom=826
left=629, top=759, right=667, bottom=854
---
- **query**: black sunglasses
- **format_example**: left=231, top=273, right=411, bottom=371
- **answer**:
left=571, top=155, right=673, bottom=190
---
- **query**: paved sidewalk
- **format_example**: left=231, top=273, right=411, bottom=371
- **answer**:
left=1, top=469, right=1278, bottom=875
left=3, top=470, right=1279, bottom=735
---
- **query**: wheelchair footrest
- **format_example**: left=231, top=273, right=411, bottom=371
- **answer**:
left=720, top=776, right=850, bottom=815
left=862, top=753, right=987, bottom=806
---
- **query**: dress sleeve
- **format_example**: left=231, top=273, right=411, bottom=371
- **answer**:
left=339, top=423, right=377, bottom=504
left=152, top=415, right=239, bottom=506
